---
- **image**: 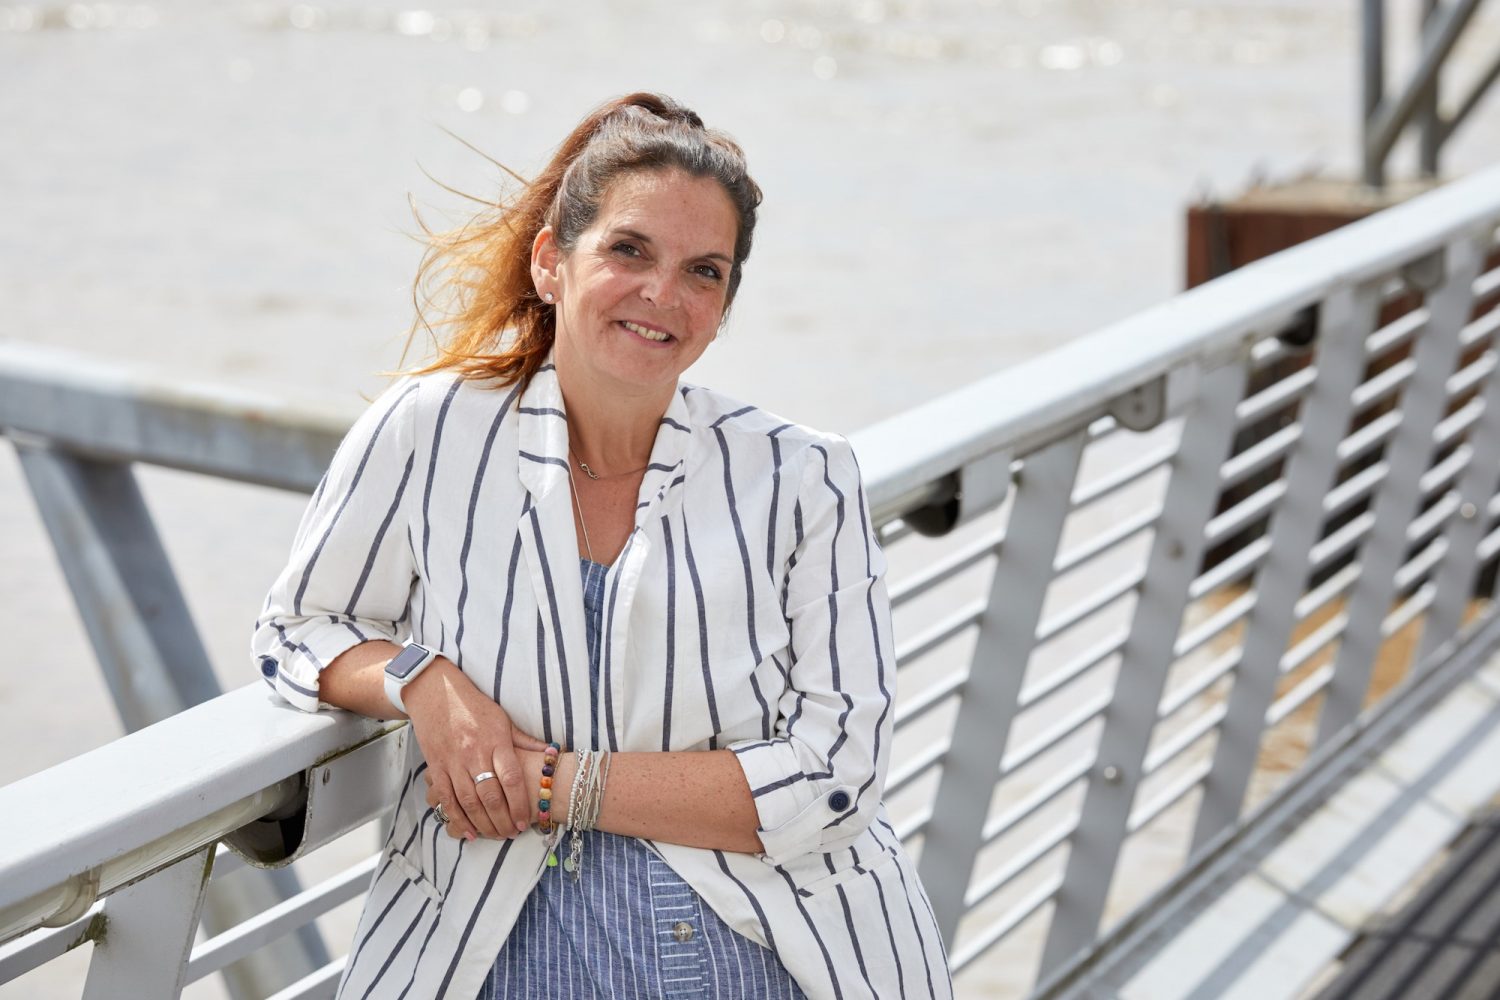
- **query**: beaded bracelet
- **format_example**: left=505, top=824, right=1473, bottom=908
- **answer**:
left=538, top=742, right=560, bottom=834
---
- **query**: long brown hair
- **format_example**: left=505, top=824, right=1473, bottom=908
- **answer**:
left=404, top=93, right=762, bottom=388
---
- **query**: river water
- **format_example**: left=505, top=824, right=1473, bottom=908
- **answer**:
left=3, top=0, right=1499, bottom=996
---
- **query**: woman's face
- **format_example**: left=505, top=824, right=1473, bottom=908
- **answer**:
left=538, top=167, right=739, bottom=399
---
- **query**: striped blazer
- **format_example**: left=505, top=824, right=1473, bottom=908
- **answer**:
left=252, top=360, right=955, bottom=999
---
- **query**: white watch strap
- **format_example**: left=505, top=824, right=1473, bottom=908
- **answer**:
left=383, top=671, right=408, bottom=715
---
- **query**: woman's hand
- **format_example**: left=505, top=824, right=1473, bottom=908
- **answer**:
left=407, top=659, right=549, bottom=840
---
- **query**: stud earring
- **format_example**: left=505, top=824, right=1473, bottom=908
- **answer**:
left=544, top=292, right=555, bottom=303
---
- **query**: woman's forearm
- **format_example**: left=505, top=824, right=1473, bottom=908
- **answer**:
left=317, top=641, right=479, bottom=722
left=542, top=750, right=765, bottom=855
left=317, top=640, right=403, bottom=718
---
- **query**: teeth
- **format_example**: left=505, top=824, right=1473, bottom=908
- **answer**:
left=624, top=321, right=670, bottom=342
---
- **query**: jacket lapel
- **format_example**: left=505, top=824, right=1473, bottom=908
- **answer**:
left=514, top=363, right=591, bottom=751
left=599, top=386, right=696, bottom=749
left=514, top=368, right=697, bottom=752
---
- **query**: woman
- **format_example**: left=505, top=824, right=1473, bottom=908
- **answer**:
left=253, top=92, right=953, bottom=1000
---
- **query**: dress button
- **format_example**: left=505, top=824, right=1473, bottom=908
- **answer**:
left=827, top=789, right=851, bottom=812
left=672, top=921, right=695, bottom=943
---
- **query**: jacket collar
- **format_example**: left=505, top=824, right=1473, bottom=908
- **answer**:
left=516, top=357, right=694, bottom=525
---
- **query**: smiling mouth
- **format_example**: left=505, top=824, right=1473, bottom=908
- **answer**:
left=620, top=320, right=674, bottom=343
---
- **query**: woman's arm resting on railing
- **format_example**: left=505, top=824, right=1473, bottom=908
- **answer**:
left=251, top=378, right=545, bottom=840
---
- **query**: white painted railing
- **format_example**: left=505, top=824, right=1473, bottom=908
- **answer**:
left=3, top=166, right=1500, bottom=998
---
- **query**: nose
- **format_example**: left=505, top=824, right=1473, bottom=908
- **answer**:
left=640, top=267, right=682, bottom=310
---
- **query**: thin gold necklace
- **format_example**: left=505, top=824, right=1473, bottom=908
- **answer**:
left=572, top=454, right=649, bottom=481
left=564, top=457, right=596, bottom=563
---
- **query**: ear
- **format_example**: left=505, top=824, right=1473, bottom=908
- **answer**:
left=531, top=225, right=562, bottom=300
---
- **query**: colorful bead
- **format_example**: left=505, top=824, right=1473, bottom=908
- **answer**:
left=539, top=798, right=550, bottom=811
left=542, top=764, right=555, bottom=777
left=540, top=776, right=552, bottom=789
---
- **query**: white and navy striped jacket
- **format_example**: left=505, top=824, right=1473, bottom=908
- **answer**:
left=252, top=360, right=955, bottom=999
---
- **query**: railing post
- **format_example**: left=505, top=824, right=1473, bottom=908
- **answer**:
left=1413, top=308, right=1500, bottom=670
left=81, top=846, right=214, bottom=1000
left=1038, top=358, right=1248, bottom=978
left=1189, top=283, right=1381, bottom=857
left=13, top=445, right=218, bottom=727
left=917, top=430, right=1085, bottom=946
left=1314, top=234, right=1486, bottom=749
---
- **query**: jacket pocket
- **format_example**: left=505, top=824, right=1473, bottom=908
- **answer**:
left=385, top=841, right=444, bottom=903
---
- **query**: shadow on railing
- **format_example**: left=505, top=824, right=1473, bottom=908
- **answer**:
left=3, top=167, right=1500, bottom=999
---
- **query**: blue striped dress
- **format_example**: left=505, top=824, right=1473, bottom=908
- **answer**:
left=478, top=558, right=809, bottom=1000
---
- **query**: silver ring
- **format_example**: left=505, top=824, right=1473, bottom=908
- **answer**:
left=474, top=771, right=497, bottom=785
left=434, top=802, right=450, bottom=826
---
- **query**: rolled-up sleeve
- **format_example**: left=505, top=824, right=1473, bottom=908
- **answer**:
left=251, top=379, right=421, bottom=712
left=728, top=434, right=896, bottom=864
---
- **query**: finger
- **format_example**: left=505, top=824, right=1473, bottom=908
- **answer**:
left=427, top=774, right=475, bottom=842
left=423, top=770, right=433, bottom=788
left=451, top=767, right=500, bottom=839
left=493, top=747, right=533, bottom=834
left=511, top=729, right=550, bottom=752
left=472, top=768, right=519, bottom=839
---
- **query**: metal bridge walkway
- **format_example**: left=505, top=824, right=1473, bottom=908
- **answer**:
left=1314, top=804, right=1500, bottom=1000
left=1039, top=620, right=1500, bottom=999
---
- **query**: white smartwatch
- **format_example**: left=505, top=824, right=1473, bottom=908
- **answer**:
left=383, top=642, right=439, bottom=715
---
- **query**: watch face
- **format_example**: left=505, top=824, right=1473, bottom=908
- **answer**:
left=387, top=644, right=434, bottom=680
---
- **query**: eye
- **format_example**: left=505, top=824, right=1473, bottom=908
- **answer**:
left=611, top=241, right=642, bottom=259
left=693, top=263, right=724, bottom=281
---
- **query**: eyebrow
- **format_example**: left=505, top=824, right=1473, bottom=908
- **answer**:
left=613, top=228, right=733, bottom=265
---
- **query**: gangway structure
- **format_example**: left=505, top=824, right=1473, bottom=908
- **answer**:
left=2, top=166, right=1500, bottom=998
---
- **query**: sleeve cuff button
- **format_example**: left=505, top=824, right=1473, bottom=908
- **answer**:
left=259, top=656, right=278, bottom=679
left=827, top=790, right=851, bottom=812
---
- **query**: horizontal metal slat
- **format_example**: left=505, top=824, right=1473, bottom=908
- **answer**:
left=965, top=817, right=1078, bottom=909
left=1174, top=590, right=1256, bottom=661
left=1219, top=424, right=1300, bottom=493
left=1055, top=505, right=1160, bottom=576
left=1188, top=535, right=1271, bottom=601
left=1018, top=628, right=1128, bottom=710
left=1072, top=444, right=1175, bottom=508
left=1002, top=691, right=1113, bottom=775
left=1159, top=646, right=1242, bottom=720
left=951, top=874, right=1064, bottom=972
left=983, top=755, right=1095, bottom=844
left=1143, top=704, right=1226, bottom=777
left=1128, top=758, right=1214, bottom=833
left=887, top=740, right=950, bottom=798
left=889, top=528, right=1002, bottom=608
left=894, top=671, right=966, bottom=732
left=265, top=957, right=346, bottom=1000
left=1265, top=662, right=1335, bottom=727
left=895, top=598, right=986, bottom=665
left=1035, top=569, right=1143, bottom=645
left=1234, top=366, right=1316, bottom=427
left=187, top=855, right=379, bottom=981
